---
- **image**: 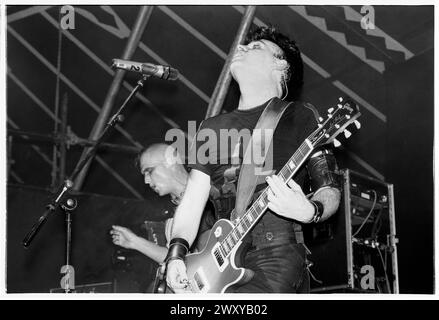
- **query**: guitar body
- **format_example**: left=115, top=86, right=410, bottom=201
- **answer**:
left=185, top=219, right=252, bottom=293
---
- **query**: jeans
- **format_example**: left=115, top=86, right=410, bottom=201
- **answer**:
left=226, top=229, right=309, bottom=293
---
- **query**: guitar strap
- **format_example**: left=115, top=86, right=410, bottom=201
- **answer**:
left=231, top=97, right=293, bottom=221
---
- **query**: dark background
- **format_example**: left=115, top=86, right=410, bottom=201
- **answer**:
left=6, top=5, right=434, bottom=293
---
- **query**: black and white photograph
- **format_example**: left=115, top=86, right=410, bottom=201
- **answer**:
left=2, top=2, right=435, bottom=300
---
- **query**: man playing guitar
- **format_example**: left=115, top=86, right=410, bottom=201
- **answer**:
left=165, top=26, right=342, bottom=293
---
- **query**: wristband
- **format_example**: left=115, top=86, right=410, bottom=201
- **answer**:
left=309, top=200, right=324, bottom=223
left=165, top=238, right=190, bottom=263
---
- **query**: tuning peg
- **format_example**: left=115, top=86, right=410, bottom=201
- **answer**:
left=338, top=97, right=343, bottom=102
left=328, top=107, right=334, bottom=114
left=318, top=117, right=324, bottom=123
left=344, top=129, right=352, bottom=138
left=354, top=120, right=361, bottom=129
left=333, top=138, right=342, bottom=147
left=337, top=103, right=343, bottom=108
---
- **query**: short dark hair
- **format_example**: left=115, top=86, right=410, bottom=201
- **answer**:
left=245, top=25, right=304, bottom=97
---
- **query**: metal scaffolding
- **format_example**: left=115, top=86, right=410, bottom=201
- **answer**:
left=205, top=6, right=256, bottom=118
left=7, top=5, right=257, bottom=198
left=73, top=6, right=154, bottom=191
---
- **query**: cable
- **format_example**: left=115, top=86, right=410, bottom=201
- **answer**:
left=376, top=279, right=382, bottom=293
left=377, top=246, right=392, bottom=293
left=281, top=77, right=289, bottom=101
left=352, top=190, right=377, bottom=237
left=370, top=206, right=383, bottom=239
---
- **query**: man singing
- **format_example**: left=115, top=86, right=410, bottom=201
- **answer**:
left=166, top=26, right=341, bottom=293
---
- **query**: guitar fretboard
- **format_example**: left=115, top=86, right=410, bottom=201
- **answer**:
left=219, top=139, right=313, bottom=257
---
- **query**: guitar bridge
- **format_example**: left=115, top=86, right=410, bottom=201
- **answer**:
left=190, top=268, right=210, bottom=293
left=193, top=272, right=204, bottom=291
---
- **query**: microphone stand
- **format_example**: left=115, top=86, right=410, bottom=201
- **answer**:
left=23, top=75, right=149, bottom=253
left=60, top=197, right=77, bottom=293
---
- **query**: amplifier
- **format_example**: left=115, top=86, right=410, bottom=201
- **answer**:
left=305, top=169, right=399, bottom=293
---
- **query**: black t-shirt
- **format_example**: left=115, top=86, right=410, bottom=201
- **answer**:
left=187, top=97, right=319, bottom=238
left=189, top=98, right=318, bottom=191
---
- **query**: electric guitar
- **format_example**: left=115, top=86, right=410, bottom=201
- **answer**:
left=184, top=97, right=361, bottom=293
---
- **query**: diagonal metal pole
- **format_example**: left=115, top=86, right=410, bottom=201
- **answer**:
left=73, top=6, right=154, bottom=191
left=204, top=5, right=256, bottom=119
left=51, top=6, right=64, bottom=190
left=58, top=93, right=69, bottom=184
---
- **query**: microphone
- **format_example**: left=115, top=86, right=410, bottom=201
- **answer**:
left=112, top=59, right=179, bottom=81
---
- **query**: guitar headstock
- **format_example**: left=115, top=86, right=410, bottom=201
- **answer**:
left=309, top=97, right=361, bottom=149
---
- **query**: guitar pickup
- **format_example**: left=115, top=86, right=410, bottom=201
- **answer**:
left=211, top=242, right=229, bottom=272
left=214, top=248, right=224, bottom=266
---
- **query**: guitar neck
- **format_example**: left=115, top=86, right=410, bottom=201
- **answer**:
left=219, top=139, right=314, bottom=256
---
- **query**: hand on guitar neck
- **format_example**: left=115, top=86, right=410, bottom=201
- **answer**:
left=266, top=175, right=315, bottom=223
